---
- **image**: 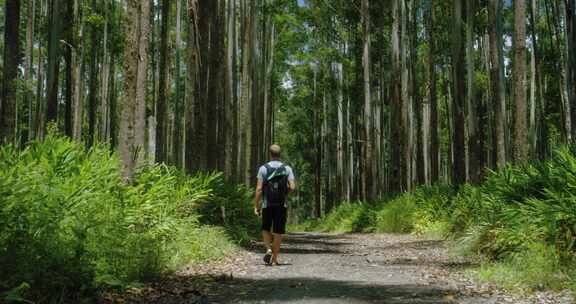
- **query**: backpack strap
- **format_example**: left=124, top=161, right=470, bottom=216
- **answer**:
left=264, top=162, right=288, bottom=182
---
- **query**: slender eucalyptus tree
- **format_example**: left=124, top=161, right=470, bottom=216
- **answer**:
left=566, top=0, right=576, bottom=142
left=156, top=0, right=171, bottom=163
left=25, top=0, right=36, bottom=142
left=46, top=0, right=63, bottom=126
left=120, top=0, right=151, bottom=182
left=452, top=0, right=466, bottom=185
left=1, top=0, right=21, bottom=145
left=361, top=0, right=374, bottom=200
left=489, top=0, right=507, bottom=167
left=514, top=0, right=528, bottom=162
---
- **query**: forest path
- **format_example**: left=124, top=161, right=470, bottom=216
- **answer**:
left=208, top=232, right=490, bottom=304
left=120, top=233, right=557, bottom=303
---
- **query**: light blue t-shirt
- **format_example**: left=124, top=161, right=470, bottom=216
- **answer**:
left=257, top=160, right=295, bottom=208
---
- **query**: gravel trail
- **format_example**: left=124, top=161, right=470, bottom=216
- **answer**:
left=118, top=233, right=573, bottom=304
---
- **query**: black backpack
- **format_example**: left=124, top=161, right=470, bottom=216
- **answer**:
left=263, top=163, right=289, bottom=206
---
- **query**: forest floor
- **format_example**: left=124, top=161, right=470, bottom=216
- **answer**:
left=110, top=233, right=573, bottom=304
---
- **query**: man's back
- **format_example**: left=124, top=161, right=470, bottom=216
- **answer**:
left=257, top=160, right=295, bottom=208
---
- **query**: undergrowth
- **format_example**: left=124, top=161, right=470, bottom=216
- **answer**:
left=0, top=136, right=257, bottom=303
left=304, top=146, right=576, bottom=293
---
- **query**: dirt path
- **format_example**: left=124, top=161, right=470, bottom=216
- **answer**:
left=118, top=233, right=572, bottom=304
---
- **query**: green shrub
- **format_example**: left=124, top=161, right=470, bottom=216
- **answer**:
left=372, top=193, right=416, bottom=233
left=0, top=136, right=245, bottom=302
left=192, top=180, right=259, bottom=244
left=309, top=146, right=576, bottom=291
left=313, top=202, right=370, bottom=233
left=477, top=243, right=567, bottom=291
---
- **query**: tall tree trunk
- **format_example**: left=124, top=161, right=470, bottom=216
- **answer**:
left=427, top=0, right=439, bottom=183
left=466, top=0, right=482, bottom=183
left=174, top=0, right=183, bottom=167
left=100, top=2, right=111, bottom=143
left=36, top=0, right=47, bottom=140
left=156, top=0, right=170, bottom=163
left=63, top=0, right=74, bottom=137
left=25, top=0, right=36, bottom=142
left=185, top=0, right=200, bottom=173
left=216, top=1, right=227, bottom=172
left=46, top=0, right=63, bottom=126
left=566, top=0, right=576, bottom=142
left=514, top=0, right=528, bottom=162
left=532, top=0, right=547, bottom=159
left=401, top=0, right=412, bottom=190
left=72, top=0, right=84, bottom=141
left=313, top=67, right=321, bottom=217
left=225, top=0, right=237, bottom=180
left=361, top=0, right=374, bottom=200
left=240, top=0, right=253, bottom=185
left=87, top=0, right=99, bottom=147
left=335, top=62, right=345, bottom=203
left=120, top=0, right=150, bottom=182
left=1, top=0, right=21, bottom=145
left=452, top=0, right=466, bottom=185
left=109, top=58, right=118, bottom=149
left=390, top=0, right=405, bottom=192
left=489, top=0, right=507, bottom=167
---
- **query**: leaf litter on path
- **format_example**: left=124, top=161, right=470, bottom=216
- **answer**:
left=108, top=233, right=574, bottom=304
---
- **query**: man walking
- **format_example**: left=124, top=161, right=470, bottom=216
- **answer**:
left=254, top=144, right=296, bottom=265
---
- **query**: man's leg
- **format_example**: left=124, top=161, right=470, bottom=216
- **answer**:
left=262, top=230, right=273, bottom=250
left=271, top=233, right=283, bottom=264
left=271, top=206, right=287, bottom=264
left=261, top=208, right=274, bottom=264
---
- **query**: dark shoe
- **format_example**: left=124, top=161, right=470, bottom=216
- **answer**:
left=263, top=249, right=273, bottom=265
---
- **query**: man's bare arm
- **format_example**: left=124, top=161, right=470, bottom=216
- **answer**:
left=288, top=180, right=296, bottom=194
left=253, top=179, right=264, bottom=215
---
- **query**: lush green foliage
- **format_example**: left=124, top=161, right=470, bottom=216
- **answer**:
left=0, top=136, right=253, bottom=301
left=305, top=147, right=576, bottom=291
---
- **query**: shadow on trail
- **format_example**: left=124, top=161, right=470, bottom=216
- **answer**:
left=169, top=276, right=460, bottom=304
left=372, top=240, right=445, bottom=250
left=373, top=258, right=477, bottom=270
left=245, top=233, right=350, bottom=255
left=214, top=276, right=460, bottom=303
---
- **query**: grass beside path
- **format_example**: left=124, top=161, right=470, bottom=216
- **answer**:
left=300, top=146, right=576, bottom=294
left=0, top=136, right=258, bottom=303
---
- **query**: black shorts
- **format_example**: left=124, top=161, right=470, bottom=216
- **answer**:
left=261, top=206, right=287, bottom=234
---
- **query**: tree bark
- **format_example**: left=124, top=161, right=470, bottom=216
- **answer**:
left=25, top=0, right=36, bottom=142
left=452, top=0, right=466, bottom=185
left=87, top=0, right=99, bottom=147
left=240, top=0, right=253, bottom=185
left=361, top=0, right=374, bottom=200
left=1, top=0, right=21, bottom=145
left=35, top=0, right=47, bottom=140
left=532, top=0, right=547, bottom=159
left=174, top=0, right=183, bottom=167
left=514, top=0, right=528, bottom=162
left=100, top=2, right=111, bottom=143
left=426, top=0, right=439, bottom=183
left=566, top=0, right=576, bottom=142
left=185, top=0, right=200, bottom=173
left=489, top=0, right=507, bottom=167
left=466, top=0, right=482, bottom=183
left=225, top=0, right=237, bottom=180
left=156, top=0, right=171, bottom=163
left=72, top=0, right=84, bottom=141
left=391, top=0, right=405, bottom=192
left=46, top=0, right=63, bottom=126
left=120, top=0, right=150, bottom=182
left=63, top=0, right=74, bottom=137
